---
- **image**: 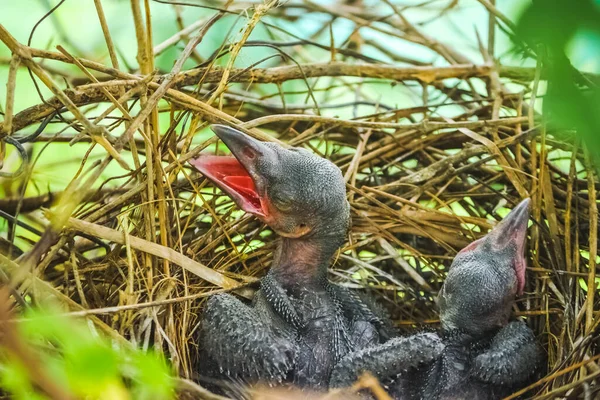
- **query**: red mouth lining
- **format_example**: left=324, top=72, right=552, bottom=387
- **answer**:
left=189, top=155, right=264, bottom=216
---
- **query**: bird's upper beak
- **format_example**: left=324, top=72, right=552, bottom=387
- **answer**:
left=489, top=199, right=530, bottom=247
left=189, top=125, right=271, bottom=218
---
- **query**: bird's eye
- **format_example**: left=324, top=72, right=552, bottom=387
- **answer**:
left=272, top=193, right=293, bottom=211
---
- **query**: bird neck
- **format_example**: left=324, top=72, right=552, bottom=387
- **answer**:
left=442, top=329, right=474, bottom=346
left=270, top=232, right=344, bottom=287
left=442, top=328, right=493, bottom=351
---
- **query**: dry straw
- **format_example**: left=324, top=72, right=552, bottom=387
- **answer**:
left=0, top=0, right=598, bottom=399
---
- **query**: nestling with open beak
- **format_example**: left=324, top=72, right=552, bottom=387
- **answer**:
left=331, top=198, right=543, bottom=400
left=190, top=125, right=394, bottom=393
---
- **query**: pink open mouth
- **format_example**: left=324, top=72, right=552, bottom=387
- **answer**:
left=189, top=155, right=266, bottom=217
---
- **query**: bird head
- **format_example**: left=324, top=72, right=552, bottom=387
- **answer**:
left=437, top=198, right=530, bottom=336
left=190, top=125, right=350, bottom=242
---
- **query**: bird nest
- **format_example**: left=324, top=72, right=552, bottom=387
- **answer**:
left=0, top=1, right=598, bottom=399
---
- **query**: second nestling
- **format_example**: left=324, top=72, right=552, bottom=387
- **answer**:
left=330, top=198, right=543, bottom=400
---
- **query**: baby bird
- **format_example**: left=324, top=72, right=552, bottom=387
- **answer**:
left=331, top=199, right=543, bottom=400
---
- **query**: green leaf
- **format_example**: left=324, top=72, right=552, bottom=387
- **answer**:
left=130, top=352, right=174, bottom=400
left=514, top=0, right=600, bottom=169
left=65, top=341, right=120, bottom=395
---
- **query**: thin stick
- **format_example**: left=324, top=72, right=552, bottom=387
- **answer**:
left=585, top=149, right=598, bottom=334
left=93, top=0, right=120, bottom=70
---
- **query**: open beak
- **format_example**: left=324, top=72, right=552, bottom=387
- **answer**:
left=189, top=125, right=269, bottom=218
left=487, top=198, right=531, bottom=294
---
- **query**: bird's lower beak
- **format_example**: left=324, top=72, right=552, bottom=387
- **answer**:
left=189, top=125, right=270, bottom=218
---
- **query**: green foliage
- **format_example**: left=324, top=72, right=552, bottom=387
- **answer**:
left=0, top=307, right=174, bottom=400
left=1, top=360, right=46, bottom=400
left=515, top=0, right=600, bottom=167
